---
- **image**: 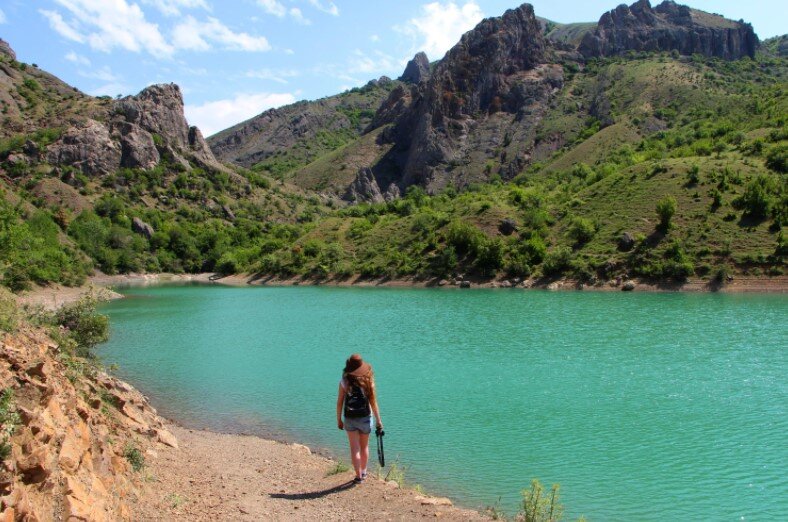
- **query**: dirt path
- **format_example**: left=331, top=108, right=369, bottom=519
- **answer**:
left=130, top=423, right=490, bottom=521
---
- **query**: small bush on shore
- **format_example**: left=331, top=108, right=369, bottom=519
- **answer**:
left=0, top=389, right=21, bottom=459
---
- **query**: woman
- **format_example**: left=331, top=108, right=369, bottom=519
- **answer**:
left=336, top=354, right=383, bottom=484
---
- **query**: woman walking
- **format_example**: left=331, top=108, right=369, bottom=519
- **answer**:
left=337, top=354, right=383, bottom=484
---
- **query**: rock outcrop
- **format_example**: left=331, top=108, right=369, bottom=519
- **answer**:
left=0, top=321, right=174, bottom=521
left=400, top=52, right=431, bottom=84
left=43, top=83, right=224, bottom=177
left=380, top=3, right=563, bottom=191
left=344, top=168, right=400, bottom=203
left=579, top=0, right=758, bottom=60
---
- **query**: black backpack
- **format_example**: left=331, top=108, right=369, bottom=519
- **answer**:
left=344, top=384, right=371, bottom=418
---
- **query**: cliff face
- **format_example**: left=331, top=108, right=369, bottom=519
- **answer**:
left=579, top=0, right=758, bottom=60
left=379, top=3, right=563, bottom=191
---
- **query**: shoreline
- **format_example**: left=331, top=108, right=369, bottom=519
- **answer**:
left=41, top=271, right=788, bottom=296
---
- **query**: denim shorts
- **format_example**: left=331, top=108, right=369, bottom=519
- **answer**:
left=344, top=415, right=373, bottom=434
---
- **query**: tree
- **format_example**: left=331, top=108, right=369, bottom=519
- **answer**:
left=656, top=196, right=677, bottom=231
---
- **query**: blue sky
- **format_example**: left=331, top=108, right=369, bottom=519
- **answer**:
left=0, top=1, right=784, bottom=136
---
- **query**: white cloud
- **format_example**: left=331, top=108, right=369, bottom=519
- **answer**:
left=307, top=0, right=339, bottom=16
left=350, top=49, right=396, bottom=75
left=172, top=16, right=271, bottom=52
left=370, top=34, right=380, bottom=42
left=41, top=0, right=174, bottom=58
left=258, top=0, right=287, bottom=17
left=0, top=8, right=7, bottom=25
left=398, top=1, right=484, bottom=59
left=185, top=92, right=297, bottom=136
left=40, top=9, right=85, bottom=43
left=141, top=0, right=209, bottom=16
left=79, top=65, right=120, bottom=82
left=289, top=8, right=311, bottom=25
left=246, top=68, right=300, bottom=84
left=65, top=51, right=91, bottom=66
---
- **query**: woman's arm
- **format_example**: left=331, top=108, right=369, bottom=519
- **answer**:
left=371, top=383, right=383, bottom=430
left=336, top=383, right=345, bottom=430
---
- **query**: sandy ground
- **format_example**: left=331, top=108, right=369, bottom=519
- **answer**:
left=131, top=423, right=490, bottom=521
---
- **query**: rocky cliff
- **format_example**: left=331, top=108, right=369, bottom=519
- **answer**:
left=44, top=83, right=224, bottom=176
left=400, top=52, right=431, bottom=84
left=377, top=3, right=563, bottom=192
left=0, top=298, right=176, bottom=520
left=579, top=0, right=758, bottom=60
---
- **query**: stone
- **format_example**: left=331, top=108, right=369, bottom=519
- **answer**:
left=622, top=281, right=637, bottom=291
left=386, top=480, right=400, bottom=488
left=499, top=280, right=512, bottom=288
left=418, top=496, right=453, bottom=507
left=156, top=428, right=178, bottom=449
left=618, top=232, right=636, bottom=252
left=17, top=446, right=51, bottom=483
left=131, top=217, right=155, bottom=239
left=498, top=219, right=518, bottom=236
left=459, top=281, right=471, bottom=289
left=437, top=279, right=449, bottom=287
left=222, top=204, right=236, bottom=221
left=400, top=52, right=431, bottom=84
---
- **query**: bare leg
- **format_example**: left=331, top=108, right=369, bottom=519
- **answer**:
left=359, top=432, right=370, bottom=477
left=346, top=430, right=362, bottom=478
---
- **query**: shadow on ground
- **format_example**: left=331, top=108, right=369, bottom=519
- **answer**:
left=269, top=481, right=356, bottom=500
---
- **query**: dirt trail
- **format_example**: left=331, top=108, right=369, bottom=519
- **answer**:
left=130, top=423, right=490, bottom=521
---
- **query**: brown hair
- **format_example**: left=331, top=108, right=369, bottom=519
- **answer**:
left=345, top=370, right=376, bottom=407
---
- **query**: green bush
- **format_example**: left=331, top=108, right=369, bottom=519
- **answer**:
left=656, top=196, right=677, bottom=231
left=543, top=247, right=573, bottom=276
left=55, top=297, right=110, bottom=358
left=566, top=217, right=596, bottom=246
left=765, top=145, right=787, bottom=173
left=521, top=479, right=564, bottom=522
left=735, top=175, right=774, bottom=220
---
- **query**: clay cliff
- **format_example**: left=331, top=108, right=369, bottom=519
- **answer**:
left=0, top=298, right=176, bottom=520
left=579, top=0, right=758, bottom=60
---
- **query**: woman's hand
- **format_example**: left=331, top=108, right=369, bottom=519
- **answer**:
left=337, top=419, right=344, bottom=430
left=376, top=420, right=383, bottom=431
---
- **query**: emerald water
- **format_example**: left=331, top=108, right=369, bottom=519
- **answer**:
left=99, top=285, right=787, bottom=520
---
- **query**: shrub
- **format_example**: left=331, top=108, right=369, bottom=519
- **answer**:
left=765, top=145, right=787, bottom=173
left=734, top=176, right=774, bottom=220
left=521, top=479, right=564, bottom=522
left=542, top=247, right=572, bottom=276
left=474, top=238, right=505, bottom=276
left=566, top=217, right=596, bottom=246
left=656, top=196, right=677, bottom=231
left=55, top=297, right=110, bottom=358
left=123, top=443, right=145, bottom=472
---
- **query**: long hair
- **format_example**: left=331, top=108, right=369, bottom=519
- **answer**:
left=345, top=369, right=376, bottom=406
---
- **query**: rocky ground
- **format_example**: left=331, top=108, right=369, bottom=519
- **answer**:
left=130, top=424, right=488, bottom=521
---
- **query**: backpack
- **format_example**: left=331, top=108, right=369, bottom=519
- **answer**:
left=344, top=383, right=371, bottom=418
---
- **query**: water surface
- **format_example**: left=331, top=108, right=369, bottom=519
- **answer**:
left=99, top=285, right=788, bottom=520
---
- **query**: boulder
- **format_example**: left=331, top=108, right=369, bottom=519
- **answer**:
left=498, top=219, right=518, bottom=236
left=622, top=281, right=637, bottom=291
left=618, top=232, right=636, bottom=252
left=131, top=217, right=155, bottom=239
left=459, top=281, right=471, bottom=289
left=116, top=122, right=160, bottom=170
left=222, top=204, right=236, bottom=221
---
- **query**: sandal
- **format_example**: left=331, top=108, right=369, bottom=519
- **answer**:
left=353, top=476, right=362, bottom=484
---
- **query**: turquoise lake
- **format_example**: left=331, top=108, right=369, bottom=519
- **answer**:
left=99, top=285, right=788, bottom=520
